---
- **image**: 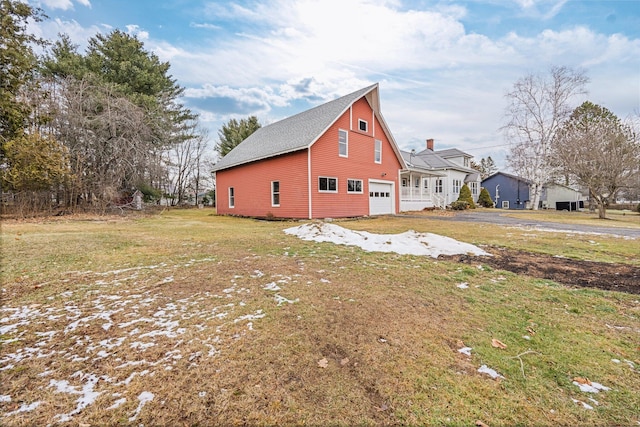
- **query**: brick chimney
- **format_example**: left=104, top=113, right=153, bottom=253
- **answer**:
left=426, top=138, right=434, bottom=151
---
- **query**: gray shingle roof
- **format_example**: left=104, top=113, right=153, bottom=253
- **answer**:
left=212, top=84, right=379, bottom=172
left=434, top=148, right=471, bottom=158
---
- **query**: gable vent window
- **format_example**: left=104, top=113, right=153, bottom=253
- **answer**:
left=358, top=119, right=368, bottom=132
left=374, top=139, right=382, bottom=163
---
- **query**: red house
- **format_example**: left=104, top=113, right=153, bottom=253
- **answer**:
left=212, top=84, right=406, bottom=219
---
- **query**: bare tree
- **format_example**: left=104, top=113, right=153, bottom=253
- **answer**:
left=503, top=66, right=589, bottom=209
left=165, top=123, right=211, bottom=205
left=554, top=102, right=639, bottom=218
left=54, top=76, right=152, bottom=210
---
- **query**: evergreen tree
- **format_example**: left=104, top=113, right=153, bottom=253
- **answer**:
left=477, top=187, right=494, bottom=208
left=456, top=184, right=476, bottom=208
left=216, top=116, right=261, bottom=157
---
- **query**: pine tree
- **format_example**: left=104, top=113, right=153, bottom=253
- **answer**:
left=456, top=184, right=476, bottom=208
left=477, top=187, right=494, bottom=208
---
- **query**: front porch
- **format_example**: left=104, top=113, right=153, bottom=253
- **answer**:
left=399, top=171, right=445, bottom=211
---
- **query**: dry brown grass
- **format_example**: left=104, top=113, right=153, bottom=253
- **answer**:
left=1, top=209, right=638, bottom=426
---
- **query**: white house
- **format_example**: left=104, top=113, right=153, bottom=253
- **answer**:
left=400, top=139, right=481, bottom=211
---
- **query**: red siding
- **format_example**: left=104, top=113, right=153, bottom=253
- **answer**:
left=216, top=150, right=309, bottom=218
left=215, top=96, right=402, bottom=219
left=310, top=99, right=401, bottom=218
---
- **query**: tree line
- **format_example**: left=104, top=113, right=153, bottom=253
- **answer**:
left=502, top=66, right=640, bottom=218
left=0, top=0, right=212, bottom=216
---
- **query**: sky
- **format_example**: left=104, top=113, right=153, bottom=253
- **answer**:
left=28, top=0, right=640, bottom=169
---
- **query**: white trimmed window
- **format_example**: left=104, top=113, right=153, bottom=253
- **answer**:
left=347, top=179, right=363, bottom=194
left=319, top=176, right=338, bottom=193
left=423, top=178, right=429, bottom=190
left=469, top=182, right=478, bottom=197
left=228, top=187, right=235, bottom=208
left=435, top=179, right=443, bottom=194
left=338, top=129, right=348, bottom=157
left=453, top=179, right=461, bottom=194
left=271, top=181, right=280, bottom=207
left=358, top=119, right=368, bottom=132
left=502, top=201, right=510, bottom=209
left=374, top=139, right=382, bottom=163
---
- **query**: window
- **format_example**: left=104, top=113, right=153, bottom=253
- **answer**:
left=464, top=158, right=470, bottom=167
left=402, top=178, right=408, bottom=187
left=453, top=179, right=461, bottom=194
left=423, top=178, right=429, bottom=190
left=469, top=182, right=478, bottom=197
left=502, top=201, right=510, bottom=209
left=414, top=178, right=420, bottom=188
left=435, top=179, right=443, bottom=194
left=374, top=139, right=382, bottom=163
left=358, top=119, right=368, bottom=132
left=338, top=129, right=348, bottom=157
left=271, top=181, right=280, bottom=206
left=347, top=179, right=363, bottom=193
left=319, top=176, right=337, bottom=192
left=228, top=187, right=235, bottom=208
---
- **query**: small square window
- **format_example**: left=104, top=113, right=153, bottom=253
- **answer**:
left=347, top=179, right=363, bottom=193
left=358, top=119, right=368, bottom=132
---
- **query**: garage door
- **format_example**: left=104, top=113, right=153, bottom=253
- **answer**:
left=369, top=181, right=394, bottom=215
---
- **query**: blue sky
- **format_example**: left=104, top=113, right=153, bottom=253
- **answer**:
left=30, top=0, right=640, bottom=169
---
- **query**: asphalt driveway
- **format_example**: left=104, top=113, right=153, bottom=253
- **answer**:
left=399, top=211, right=640, bottom=239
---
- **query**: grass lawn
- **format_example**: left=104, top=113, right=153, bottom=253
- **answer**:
left=499, top=208, right=640, bottom=228
left=1, top=209, right=638, bottom=426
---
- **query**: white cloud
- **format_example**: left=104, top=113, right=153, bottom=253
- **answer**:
left=37, top=0, right=90, bottom=11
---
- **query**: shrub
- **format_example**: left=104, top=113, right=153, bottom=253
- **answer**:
left=637, top=203, right=640, bottom=213
left=136, top=182, right=162, bottom=203
left=477, top=187, right=494, bottom=208
left=456, top=184, right=476, bottom=208
left=450, top=201, right=469, bottom=210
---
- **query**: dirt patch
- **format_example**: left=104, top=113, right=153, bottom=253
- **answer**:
left=442, top=247, right=640, bottom=294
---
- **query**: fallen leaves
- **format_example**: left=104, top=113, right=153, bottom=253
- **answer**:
left=491, top=338, right=507, bottom=349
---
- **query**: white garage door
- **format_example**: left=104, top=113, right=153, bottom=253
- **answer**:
left=369, top=181, right=394, bottom=215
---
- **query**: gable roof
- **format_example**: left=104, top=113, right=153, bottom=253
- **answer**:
left=482, top=171, right=532, bottom=184
left=212, top=83, right=404, bottom=172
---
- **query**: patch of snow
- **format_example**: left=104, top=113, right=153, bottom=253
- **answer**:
left=572, top=398, right=594, bottom=410
left=573, top=381, right=610, bottom=393
left=284, top=223, right=491, bottom=257
left=4, top=401, right=41, bottom=416
left=263, top=282, right=281, bottom=291
left=0, top=395, right=11, bottom=403
left=478, top=365, right=504, bottom=379
left=457, top=282, right=469, bottom=289
left=129, top=391, right=154, bottom=421
left=107, top=397, right=126, bottom=410
left=274, top=295, right=299, bottom=306
left=458, top=347, right=472, bottom=356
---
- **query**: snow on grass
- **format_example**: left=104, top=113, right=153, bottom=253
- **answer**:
left=478, top=365, right=504, bottom=379
left=1, top=256, right=311, bottom=422
left=284, top=222, right=490, bottom=257
left=573, top=380, right=610, bottom=393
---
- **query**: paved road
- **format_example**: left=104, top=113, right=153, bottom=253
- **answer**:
left=399, top=211, right=640, bottom=239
